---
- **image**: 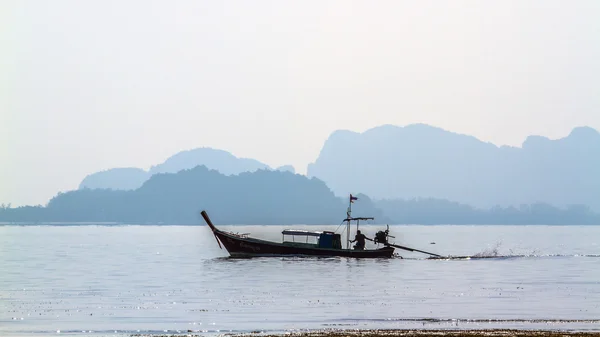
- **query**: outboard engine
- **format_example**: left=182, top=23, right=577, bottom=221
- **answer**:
left=374, top=230, right=388, bottom=244
left=374, top=225, right=392, bottom=245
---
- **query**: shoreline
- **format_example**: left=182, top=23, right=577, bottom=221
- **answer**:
left=129, top=329, right=600, bottom=337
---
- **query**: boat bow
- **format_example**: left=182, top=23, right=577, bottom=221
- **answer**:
left=201, top=211, right=222, bottom=249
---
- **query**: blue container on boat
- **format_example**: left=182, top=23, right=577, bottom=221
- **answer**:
left=318, top=232, right=334, bottom=248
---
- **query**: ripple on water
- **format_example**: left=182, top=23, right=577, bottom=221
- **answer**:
left=1, top=225, right=599, bottom=335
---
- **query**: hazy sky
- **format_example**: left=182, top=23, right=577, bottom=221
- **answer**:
left=2, top=1, right=600, bottom=206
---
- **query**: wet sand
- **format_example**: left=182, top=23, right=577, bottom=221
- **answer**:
left=130, top=329, right=600, bottom=337
left=253, top=330, right=600, bottom=337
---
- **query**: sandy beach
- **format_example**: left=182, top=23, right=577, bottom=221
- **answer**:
left=129, top=329, right=600, bottom=337
left=256, top=330, right=600, bottom=337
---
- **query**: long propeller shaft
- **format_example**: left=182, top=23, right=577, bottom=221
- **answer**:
left=386, top=242, right=442, bottom=257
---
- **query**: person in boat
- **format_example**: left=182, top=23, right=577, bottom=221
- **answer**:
left=350, top=230, right=370, bottom=250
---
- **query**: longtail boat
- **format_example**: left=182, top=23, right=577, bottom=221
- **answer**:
left=201, top=194, right=399, bottom=258
left=201, top=194, right=443, bottom=259
left=201, top=212, right=394, bottom=258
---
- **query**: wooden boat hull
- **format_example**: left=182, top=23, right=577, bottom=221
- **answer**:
left=201, top=211, right=394, bottom=258
left=214, top=229, right=395, bottom=258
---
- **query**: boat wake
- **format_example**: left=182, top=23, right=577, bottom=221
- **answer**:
left=402, top=241, right=600, bottom=260
left=424, top=253, right=600, bottom=260
left=471, top=241, right=502, bottom=257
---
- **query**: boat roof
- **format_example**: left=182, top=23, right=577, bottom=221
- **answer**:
left=343, top=217, right=375, bottom=222
left=282, top=229, right=323, bottom=237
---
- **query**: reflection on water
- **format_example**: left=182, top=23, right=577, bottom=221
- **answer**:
left=0, top=225, right=599, bottom=336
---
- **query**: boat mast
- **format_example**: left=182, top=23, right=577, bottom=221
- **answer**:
left=346, top=194, right=352, bottom=249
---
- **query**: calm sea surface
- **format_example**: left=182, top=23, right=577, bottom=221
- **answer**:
left=1, top=224, right=599, bottom=336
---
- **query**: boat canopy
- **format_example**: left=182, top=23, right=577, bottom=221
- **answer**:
left=342, top=217, right=374, bottom=222
left=282, top=229, right=323, bottom=237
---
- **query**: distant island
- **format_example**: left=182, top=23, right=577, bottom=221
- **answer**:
left=78, top=148, right=290, bottom=191
left=0, top=166, right=385, bottom=225
left=308, top=124, right=600, bottom=212
left=1, top=165, right=598, bottom=225
left=2, top=124, right=600, bottom=225
left=78, top=124, right=600, bottom=216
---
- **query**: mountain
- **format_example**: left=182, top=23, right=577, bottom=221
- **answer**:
left=307, top=124, right=600, bottom=211
left=148, top=148, right=270, bottom=175
left=373, top=198, right=599, bottom=225
left=79, top=168, right=150, bottom=190
left=276, top=165, right=296, bottom=174
left=79, top=148, right=272, bottom=191
left=2, top=165, right=598, bottom=225
left=3, top=182, right=598, bottom=225
left=22, top=166, right=357, bottom=225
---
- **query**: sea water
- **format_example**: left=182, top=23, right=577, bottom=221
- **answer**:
left=1, top=224, right=599, bottom=336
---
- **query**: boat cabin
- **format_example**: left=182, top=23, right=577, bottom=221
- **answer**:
left=282, top=230, right=342, bottom=249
